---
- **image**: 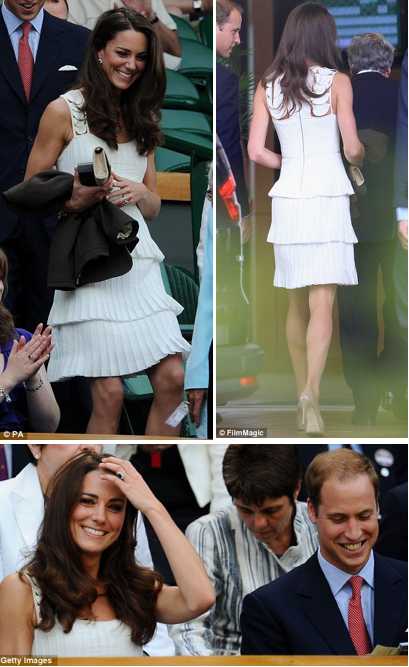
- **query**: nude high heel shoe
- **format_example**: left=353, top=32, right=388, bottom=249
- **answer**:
left=298, top=388, right=325, bottom=437
left=296, top=402, right=305, bottom=431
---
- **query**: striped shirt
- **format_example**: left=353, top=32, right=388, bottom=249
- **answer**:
left=170, top=501, right=319, bottom=655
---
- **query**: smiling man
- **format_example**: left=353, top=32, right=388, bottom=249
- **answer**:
left=241, top=448, right=408, bottom=656
left=170, top=444, right=319, bottom=655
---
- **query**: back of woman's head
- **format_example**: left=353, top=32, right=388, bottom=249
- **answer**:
left=24, top=451, right=162, bottom=645
left=262, top=2, right=342, bottom=112
left=78, top=7, right=166, bottom=153
left=0, top=248, right=17, bottom=345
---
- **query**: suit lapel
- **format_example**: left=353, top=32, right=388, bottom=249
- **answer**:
left=298, top=555, right=357, bottom=655
left=30, top=12, right=64, bottom=101
left=0, top=11, right=27, bottom=104
left=10, top=464, right=44, bottom=550
left=373, top=554, right=407, bottom=647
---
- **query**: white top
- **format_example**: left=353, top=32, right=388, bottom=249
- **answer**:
left=25, top=573, right=144, bottom=657
left=266, top=66, right=354, bottom=199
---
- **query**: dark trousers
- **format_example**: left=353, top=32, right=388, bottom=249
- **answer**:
left=1, top=217, right=54, bottom=332
left=338, top=239, right=407, bottom=418
left=394, top=238, right=408, bottom=341
left=207, top=340, right=213, bottom=439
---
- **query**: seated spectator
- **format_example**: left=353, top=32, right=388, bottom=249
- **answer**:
left=0, top=444, right=175, bottom=656
left=0, top=452, right=215, bottom=657
left=241, top=448, right=408, bottom=655
left=164, top=0, right=213, bottom=18
left=68, top=0, right=182, bottom=69
left=0, top=250, right=59, bottom=434
left=0, top=444, right=30, bottom=481
left=45, top=0, right=69, bottom=19
left=170, top=444, right=319, bottom=655
left=375, top=482, right=408, bottom=562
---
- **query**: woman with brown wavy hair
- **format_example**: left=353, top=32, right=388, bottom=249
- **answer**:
left=248, top=3, right=365, bottom=436
left=24, top=7, right=190, bottom=436
left=0, top=451, right=215, bottom=657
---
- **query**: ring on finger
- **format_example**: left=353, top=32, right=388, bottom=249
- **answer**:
left=28, top=354, right=34, bottom=360
left=123, top=197, right=129, bottom=206
left=116, top=470, right=127, bottom=481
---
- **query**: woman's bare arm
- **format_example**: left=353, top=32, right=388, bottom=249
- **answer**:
left=332, top=72, right=365, bottom=166
left=0, top=574, right=35, bottom=655
left=248, top=82, right=282, bottom=169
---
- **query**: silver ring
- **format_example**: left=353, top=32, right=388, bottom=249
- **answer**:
left=28, top=354, right=34, bottom=360
left=123, top=198, right=129, bottom=206
left=116, top=471, right=126, bottom=481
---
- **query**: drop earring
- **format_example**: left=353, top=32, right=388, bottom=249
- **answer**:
left=98, top=57, right=103, bottom=65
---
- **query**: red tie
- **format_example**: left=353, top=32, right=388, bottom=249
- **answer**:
left=0, top=444, right=9, bottom=481
left=18, top=22, right=34, bottom=101
left=348, top=576, right=373, bottom=655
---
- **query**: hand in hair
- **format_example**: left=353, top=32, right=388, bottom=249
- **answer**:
left=1, top=324, right=54, bottom=391
left=100, top=456, right=216, bottom=623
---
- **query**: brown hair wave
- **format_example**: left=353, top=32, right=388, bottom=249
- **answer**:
left=0, top=249, right=21, bottom=345
left=22, top=451, right=163, bottom=646
left=75, top=8, right=166, bottom=154
left=261, top=2, right=343, bottom=115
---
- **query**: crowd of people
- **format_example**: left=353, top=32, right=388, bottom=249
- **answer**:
left=0, top=443, right=407, bottom=658
left=0, top=0, right=213, bottom=437
left=217, top=0, right=407, bottom=436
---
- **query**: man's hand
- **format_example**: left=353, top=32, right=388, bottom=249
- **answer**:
left=186, top=388, right=207, bottom=427
left=240, top=217, right=253, bottom=244
left=398, top=219, right=408, bottom=251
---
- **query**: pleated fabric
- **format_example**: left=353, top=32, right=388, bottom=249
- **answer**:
left=265, top=67, right=358, bottom=289
left=47, top=91, right=190, bottom=381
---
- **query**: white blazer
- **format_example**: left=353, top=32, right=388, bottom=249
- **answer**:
left=0, top=463, right=174, bottom=656
left=103, top=443, right=232, bottom=511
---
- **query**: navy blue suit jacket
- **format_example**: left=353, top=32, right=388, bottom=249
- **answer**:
left=216, top=61, right=249, bottom=219
left=241, top=552, right=408, bottom=655
left=0, top=8, right=89, bottom=241
left=350, top=72, right=399, bottom=242
left=394, top=51, right=408, bottom=211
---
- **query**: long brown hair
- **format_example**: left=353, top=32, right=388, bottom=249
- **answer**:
left=76, top=8, right=166, bottom=154
left=22, top=451, right=163, bottom=646
left=0, top=249, right=18, bottom=345
left=262, top=3, right=343, bottom=115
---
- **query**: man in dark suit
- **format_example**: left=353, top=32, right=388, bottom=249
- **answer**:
left=393, top=49, right=408, bottom=341
left=298, top=444, right=407, bottom=514
left=0, top=0, right=89, bottom=331
left=241, top=448, right=407, bottom=655
left=216, top=0, right=251, bottom=239
left=337, top=33, right=407, bottom=426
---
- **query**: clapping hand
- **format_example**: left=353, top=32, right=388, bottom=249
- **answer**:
left=2, top=324, right=54, bottom=389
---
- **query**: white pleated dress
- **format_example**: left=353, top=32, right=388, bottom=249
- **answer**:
left=266, top=66, right=358, bottom=289
left=25, top=573, right=143, bottom=657
left=47, top=90, right=190, bottom=381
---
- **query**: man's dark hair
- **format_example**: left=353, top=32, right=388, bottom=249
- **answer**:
left=222, top=444, right=302, bottom=506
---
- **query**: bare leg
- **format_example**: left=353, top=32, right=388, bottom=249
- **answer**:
left=286, top=287, right=310, bottom=397
left=87, top=376, right=124, bottom=435
left=145, top=353, right=185, bottom=437
left=305, top=284, right=337, bottom=399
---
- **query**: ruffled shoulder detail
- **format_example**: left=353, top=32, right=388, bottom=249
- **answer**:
left=266, top=75, right=294, bottom=120
left=306, top=66, right=337, bottom=117
left=60, top=90, right=88, bottom=136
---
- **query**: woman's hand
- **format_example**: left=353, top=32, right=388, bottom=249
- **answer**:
left=106, top=171, right=148, bottom=208
left=63, top=169, right=114, bottom=213
left=99, top=456, right=163, bottom=516
left=1, top=324, right=54, bottom=391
